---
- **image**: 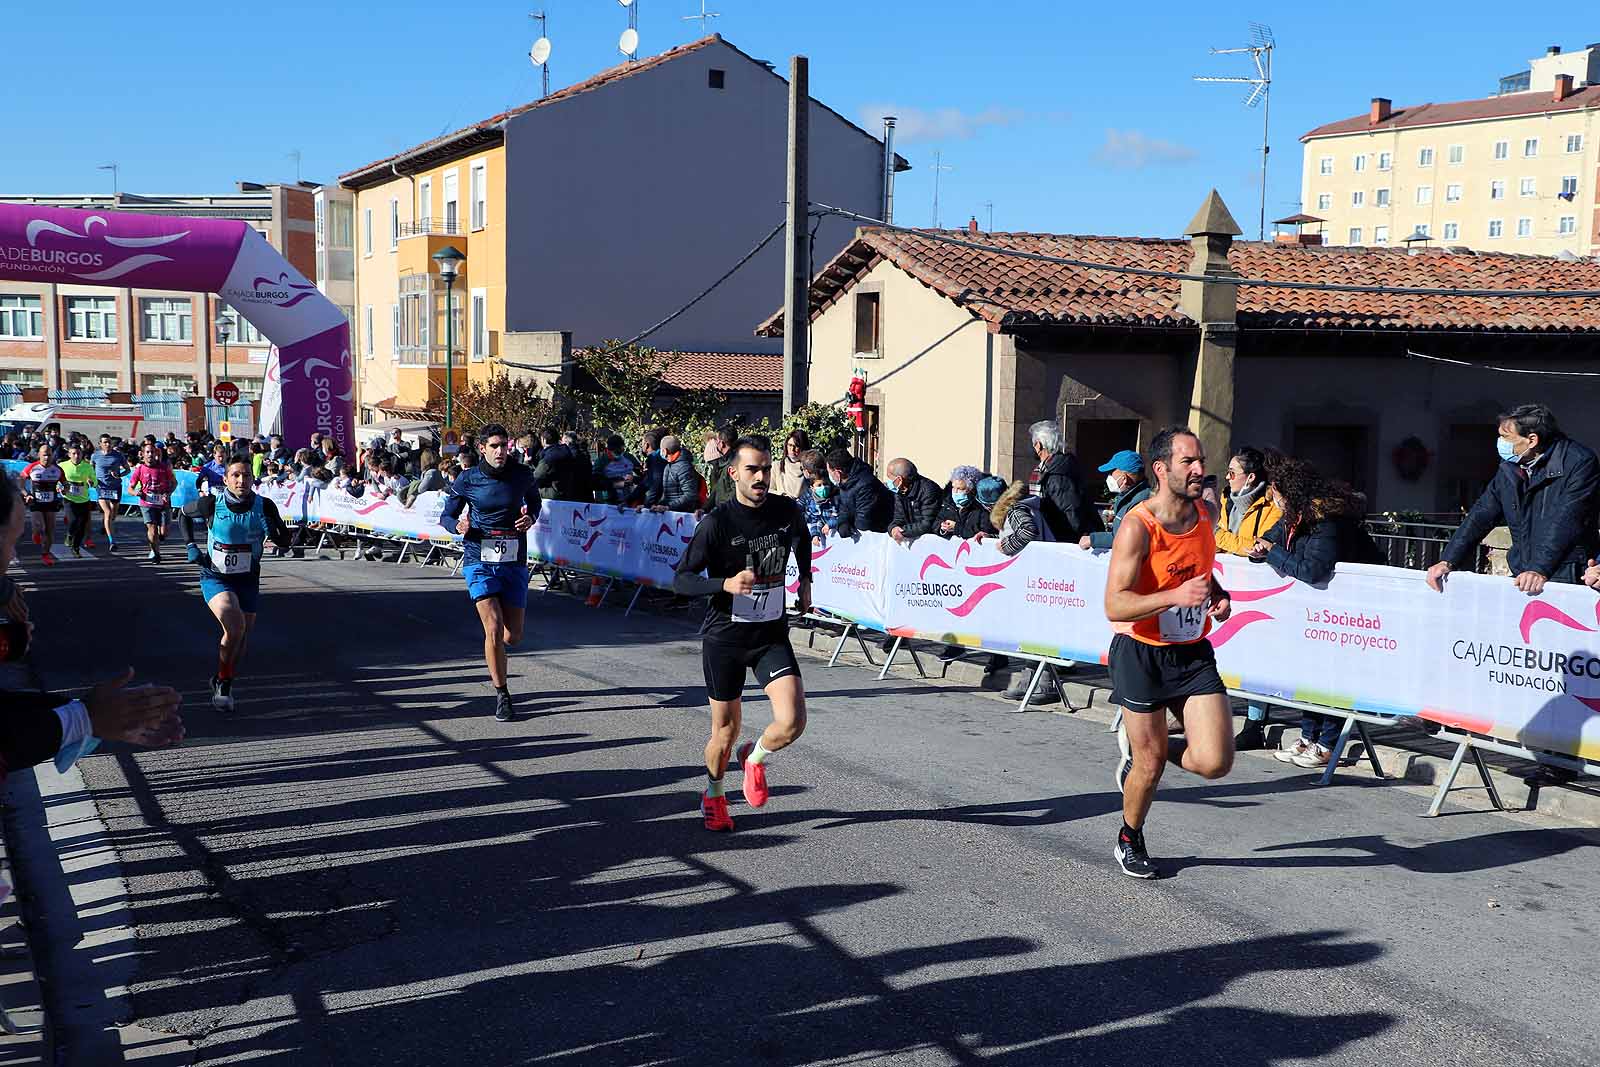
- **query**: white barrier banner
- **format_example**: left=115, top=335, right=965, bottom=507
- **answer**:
left=529, top=502, right=692, bottom=587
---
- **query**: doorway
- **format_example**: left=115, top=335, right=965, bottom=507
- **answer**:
left=1073, top=418, right=1140, bottom=471
left=1292, top=424, right=1371, bottom=495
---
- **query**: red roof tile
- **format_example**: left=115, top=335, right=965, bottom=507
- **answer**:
left=661, top=351, right=781, bottom=392
left=758, top=228, right=1600, bottom=336
left=1303, top=85, right=1600, bottom=139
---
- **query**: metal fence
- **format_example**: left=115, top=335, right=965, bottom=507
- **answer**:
left=1363, top=516, right=1461, bottom=571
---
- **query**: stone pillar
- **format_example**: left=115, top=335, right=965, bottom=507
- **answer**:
left=118, top=288, right=135, bottom=390
left=42, top=284, right=61, bottom=390
left=1177, top=189, right=1242, bottom=471
left=989, top=331, right=1051, bottom=482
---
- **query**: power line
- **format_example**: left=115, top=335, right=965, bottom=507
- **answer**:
left=1405, top=349, right=1600, bottom=378
left=807, top=201, right=1600, bottom=300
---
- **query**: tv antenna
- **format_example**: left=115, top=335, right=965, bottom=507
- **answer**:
left=1194, top=21, right=1274, bottom=240
left=682, top=0, right=719, bottom=34
left=529, top=11, right=552, bottom=98
left=930, top=150, right=954, bottom=229
left=97, top=162, right=119, bottom=196
left=983, top=200, right=994, bottom=232
left=287, top=149, right=302, bottom=183
left=618, top=0, right=639, bottom=61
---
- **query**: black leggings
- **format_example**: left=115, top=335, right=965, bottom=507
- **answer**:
left=66, top=500, right=92, bottom=549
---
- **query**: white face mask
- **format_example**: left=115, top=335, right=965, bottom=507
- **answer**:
left=1105, top=473, right=1122, bottom=495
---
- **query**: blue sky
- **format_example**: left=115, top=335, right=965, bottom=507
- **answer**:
left=5, top=1, right=1590, bottom=238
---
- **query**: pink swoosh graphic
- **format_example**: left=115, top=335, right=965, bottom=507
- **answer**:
left=948, top=582, right=1005, bottom=618
left=1207, top=610, right=1272, bottom=648
left=919, top=554, right=953, bottom=579
left=955, top=540, right=973, bottom=564
left=964, top=555, right=1020, bottom=577
left=811, top=545, right=832, bottom=561
left=1519, top=600, right=1594, bottom=644
left=1228, top=580, right=1295, bottom=603
left=581, top=532, right=602, bottom=552
left=1574, top=695, right=1600, bottom=713
left=353, top=501, right=388, bottom=516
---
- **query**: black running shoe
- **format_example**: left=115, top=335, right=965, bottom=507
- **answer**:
left=1114, top=827, right=1158, bottom=879
left=494, top=690, right=515, bottom=722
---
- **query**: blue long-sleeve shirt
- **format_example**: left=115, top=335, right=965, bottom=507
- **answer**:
left=439, top=460, right=542, bottom=565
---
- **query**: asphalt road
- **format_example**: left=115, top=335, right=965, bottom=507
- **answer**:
left=10, top=529, right=1600, bottom=1065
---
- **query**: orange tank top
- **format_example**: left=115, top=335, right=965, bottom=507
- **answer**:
left=1121, top=500, right=1217, bottom=646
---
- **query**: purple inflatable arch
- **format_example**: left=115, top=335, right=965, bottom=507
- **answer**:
left=0, top=203, right=354, bottom=452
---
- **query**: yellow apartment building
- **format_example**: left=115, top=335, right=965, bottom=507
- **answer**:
left=340, top=138, right=507, bottom=427
left=1300, top=44, right=1600, bottom=255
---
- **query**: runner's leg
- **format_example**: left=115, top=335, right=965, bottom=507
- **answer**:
left=100, top=499, right=117, bottom=543
left=39, top=511, right=55, bottom=555
left=1168, top=692, right=1234, bottom=780
left=500, top=604, right=525, bottom=648
left=707, top=697, right=743, bottom=784
left=474, top=596, right=508, bottom=687
left=1120, top=705, right=1170, bottom=832
left=755, top=673, right=806, bottom=755
left=207, top=592, right=249, bottom=678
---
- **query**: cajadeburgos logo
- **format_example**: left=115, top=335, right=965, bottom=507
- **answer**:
left=298, top=353, right=354, bottom=438
left=3, top=216, right=188, bottom=281
left=1451, top=599, right=1600, bottom=710
left=222, top=272, right=319, bottom=309
left=904, top=540, right=1014, bottom=616
left=644, top=514, right=693, bottom=565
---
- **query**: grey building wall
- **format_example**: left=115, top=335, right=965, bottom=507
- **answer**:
left=504, top=39, right=890, bottom=354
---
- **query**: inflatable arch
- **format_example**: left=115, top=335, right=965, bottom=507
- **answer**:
left=0, top=203, right=354, bottom=451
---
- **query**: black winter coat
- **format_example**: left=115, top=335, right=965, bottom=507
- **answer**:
left=1262, top=511, right=1385, bottom=585
left=532, top=444, right=589, bottom=502
left=641, top=451, right=667, bottom=507
left=660, top=453, right=703, bottom=512
left=1036, top=451, right=1102, bottom=543
left=833, top=459, right=894, bottom=537
left=1441, top=436, right=1600, bottom=583
left=935, top=486, right=994, bottom=539
left=890, top=473, right=944, bottom=539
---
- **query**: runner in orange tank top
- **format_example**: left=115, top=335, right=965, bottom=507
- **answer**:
left=1103, top=427, right=1235, bottom=879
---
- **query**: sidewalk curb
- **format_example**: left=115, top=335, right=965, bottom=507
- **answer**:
left=792, top=628, right=1600, bottom=827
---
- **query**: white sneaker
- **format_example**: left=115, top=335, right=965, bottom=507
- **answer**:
left=210, top=676, right=234, bottom=713
left=1273, top=738, right=1313, bottom=764
left=1291, top=743, right=1333, bottom=769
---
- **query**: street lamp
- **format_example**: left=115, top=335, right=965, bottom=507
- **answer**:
left=216, top=308, right=232, bottom=419
left=431, top=245, right=466, bottom=431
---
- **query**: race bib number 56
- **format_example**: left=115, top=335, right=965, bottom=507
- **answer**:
left=479, top=529, right=524, bottom=564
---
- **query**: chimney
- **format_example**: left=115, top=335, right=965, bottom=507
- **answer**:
left=881, top=116, right=897, bottom=225
left=1548, top=45, right=1562, bottom=56
left=968, top=216, right=979, bottom=235
left=1370, top=97, right=1392, bottom=124
left=1554, top=74, right=1574, bottom=102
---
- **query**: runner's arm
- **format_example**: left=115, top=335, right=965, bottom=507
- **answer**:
left=672, top=515, right=725, bottom=597
left=1103, top=517, right=1178, bottom=622
left=788, top=503, right=812, bottom=582
left=439, top=484, right=467, bottom=534
left=260, top=498, right=293, bottom=550
left=181, top=497, right=217, bottom=544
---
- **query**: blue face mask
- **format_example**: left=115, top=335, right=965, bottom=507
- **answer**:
left=813, top=483, right=833, bottom=500
left=952, top=491, right=970, bottom=506
left=1496, top=437, right=1517, bottom=462
left=884, top=477, right=899, bottom=493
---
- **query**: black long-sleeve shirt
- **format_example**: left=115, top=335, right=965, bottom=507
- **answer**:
left=673, top=495, right=810, bottom=647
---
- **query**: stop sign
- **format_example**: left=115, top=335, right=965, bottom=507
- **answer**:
left=212, top=381, right=240, bottom=406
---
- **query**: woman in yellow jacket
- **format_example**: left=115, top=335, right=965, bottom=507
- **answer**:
left=1215, top=446, right=1283, bottom=750
left=1215, top=446, right=1282, bottom=557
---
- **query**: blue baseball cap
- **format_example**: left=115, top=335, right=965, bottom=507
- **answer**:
left=1098, top=450, right=1144, bottom=475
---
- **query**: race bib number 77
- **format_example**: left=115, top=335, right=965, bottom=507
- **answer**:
left=732, top=582, right=783, bottom=623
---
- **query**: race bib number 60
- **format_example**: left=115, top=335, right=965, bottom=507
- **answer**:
left=1158, top=600, right=1209, bottom=643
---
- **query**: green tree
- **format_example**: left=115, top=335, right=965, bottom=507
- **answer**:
left=424, top=373, right=557, bottom=436
left=780, top=402, right=854, bottom=455
left=566, top=341, right=725, bottom=446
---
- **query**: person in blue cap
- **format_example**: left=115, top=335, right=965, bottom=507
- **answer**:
left=1082, top=449, right=1152, bottom=551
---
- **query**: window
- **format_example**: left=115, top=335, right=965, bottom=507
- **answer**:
left=363, top=208, right=373, bottom=255
left=1418, top=146, right=1434, bottom=166
left=1490, top=180, right=1506, bottom=200
left=1347, top=227, right=1363, bottom=245
left=1416, top=185, right=1432, bottom=205
left=1442, top=221, right=1460, bottom=240
left=391, top=305, right=401, bottom=359
left=1375, top=188, right=1391, bottom=207
left=138, top=374, right=196, bottom=395
left=314, top=198, right=325, bottom=251
left=417, top=178, right=431, bottom=227
left=65, top=296, right=117, bottom=340
left=364, top=305, right=374, bottom=357
left=470, top=162, right=487, bottom=230
left=216, top=307, right=264, bottom=345
left=1520, top=177, right=1536, bottom=197
left=1414, top=223, right=1431, bottom=238
left=330, top=202, right=353, bottom=248
left=0, top=294, right=43, bottom=339
left=708, top=68, right=726, bottom=89
left=1351, top=189, right=1365, bottom=207
left=853, top=291, right=881, bottom=355
left=1448, top=144, right=1464, bottom=165
left=1523, top=137, right=1538, bottom=158
left=0, top=370, right=43, bottom=387
left=1445, top=183, right=1462, bottom=202
left=1561, top=175, right=1579, bottom=198
left=1374, top=225, right=1389, bottom=245
left=1377, top=151, right=1392, bottom=171
left=1567, top=133, right=1584, bottom=153
left=1493, top=140, right=1509, bottom=160
left=1516, top=217, right=1533, bottom=238
left=1559, top=215, right=1578, bottom=235
left=442, top=170, right=459, bottom=233
left=1319, top=156, right=1333, bottom=176
left=69, top=372, right=118, bottom=392
left=389, top=199, right=399, bottom=249
left=1487, top=219, right=1504, bottom=238
left=470, top=288, right=487, bottom=361
left=140, top=297, right=192, bottom=342
left=1353, top=154, right=1367, bottom=172
left=1316, top=192, right=1332, bottom=211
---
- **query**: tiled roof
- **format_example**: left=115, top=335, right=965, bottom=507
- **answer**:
left=757, top=228, right=1600, bottom=336
left=1303, top=85, right=1600, bottom=139
left=340, top=35, right=907, bottom=187
left=661, top=351, right=782, bottom=392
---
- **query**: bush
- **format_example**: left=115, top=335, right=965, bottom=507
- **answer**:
left=779, top=402, right=853, bottom=455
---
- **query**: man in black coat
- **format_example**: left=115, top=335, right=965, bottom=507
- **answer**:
left=1429, top=403, right=1600, bottom=596
left=887, top=458, right=944, bottom=542
left=824, top=448, right=893, bottom=538
left=1029, top=419, right=1102, bottom=543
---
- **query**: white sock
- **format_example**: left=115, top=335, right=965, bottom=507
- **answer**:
left=748, top=740, right=772, bottom=766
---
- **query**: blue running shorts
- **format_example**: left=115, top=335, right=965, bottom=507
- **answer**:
left=464, top=562, right=530, bottom=610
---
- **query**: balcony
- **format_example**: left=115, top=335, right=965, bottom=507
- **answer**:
left=397, top=215, right=465, bottom=239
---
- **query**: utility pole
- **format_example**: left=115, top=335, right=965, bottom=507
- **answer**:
left=782, top=55, right=810, bottom=413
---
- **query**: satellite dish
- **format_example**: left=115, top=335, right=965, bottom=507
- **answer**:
left=529, top=36, right=551, bottom=66
left=619, top=27, right=639, bottom=55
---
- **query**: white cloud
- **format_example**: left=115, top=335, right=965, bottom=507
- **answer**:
left=1094, top=129, right=1199, bottom=170
left=858, top=103, right=1027, bottom=144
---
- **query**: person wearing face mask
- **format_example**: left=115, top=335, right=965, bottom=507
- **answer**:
left=886, top=458, right=943, bottom=543
left=935, top=465, right=993, bottom=540
left=1428, top=403, right=1600, bottom=598
left=823, top=448, right=893, bottom=538
left=1028, top=419, right=1102, bottom=544
left=1213, top=446, right=1282, bottom=557
left=639, top=429, right=667, bottom=507
left=703, top=426, right=738, bottom=509
left=799, top=450, right=840, bottom=538
left=1083, top=450, right=1152, bottom=551
left=654, top=434, right=704, bottom=513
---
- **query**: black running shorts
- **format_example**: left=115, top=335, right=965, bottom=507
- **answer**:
left=1107, top=633, right=1226, bottom=713
left=702, top=638, right=801, bottom=702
